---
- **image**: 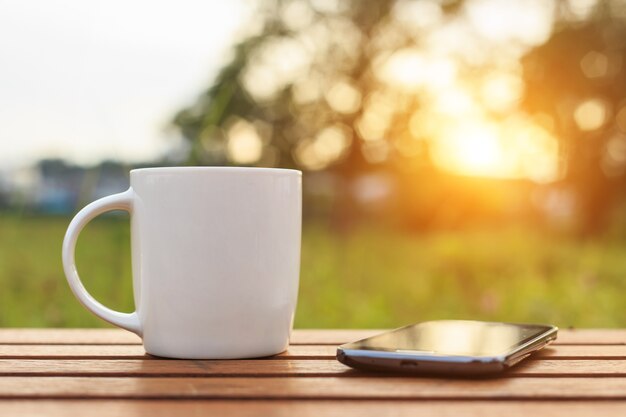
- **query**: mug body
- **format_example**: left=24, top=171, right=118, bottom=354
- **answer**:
left=130, top=167, right=301, bottom=359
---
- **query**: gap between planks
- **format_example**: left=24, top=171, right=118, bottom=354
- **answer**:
left=0, top=376, right=625, bottom=399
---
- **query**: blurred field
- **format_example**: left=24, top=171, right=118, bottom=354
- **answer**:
left=0, top=215, right=624, bottom=328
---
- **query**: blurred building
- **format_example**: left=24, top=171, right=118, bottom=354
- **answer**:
left=2, top=160, right=130, bottom=215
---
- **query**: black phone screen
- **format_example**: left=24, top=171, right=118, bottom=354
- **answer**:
left=345, top=320, right=554, bottom=357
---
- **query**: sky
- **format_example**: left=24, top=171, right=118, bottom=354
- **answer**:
left=0, top=0, right=248, bottom=168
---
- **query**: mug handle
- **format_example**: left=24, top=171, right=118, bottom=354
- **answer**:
left=62, top=189, right=141, bottom=335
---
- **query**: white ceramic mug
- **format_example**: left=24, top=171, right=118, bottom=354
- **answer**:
left=62, top=167, right=301, bottom=359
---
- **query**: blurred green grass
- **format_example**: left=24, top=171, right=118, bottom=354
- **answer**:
left=0, top=214, right=624, bottom=328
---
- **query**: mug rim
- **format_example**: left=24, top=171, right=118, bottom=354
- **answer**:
left=130, top=166, right=301, bottom=176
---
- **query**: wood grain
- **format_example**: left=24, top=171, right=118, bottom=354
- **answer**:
left=1, top=400, right=625, bottom=417
left=0, top=344, right=624, bottom=359
left=0, top=376, right=625, bottom=399
left=0, top=328, right=624, bottom=414
left=0, top=329, right=141, bottom=345
left=0, top=329, right=379, bottom=345
left=0, top=344, right=333, bottom=359
left=0, top=358, right=623, bottom=377
left=0, top=359, right=347, bottom=376
left=292, top=329, right=626, bottom=345
left=555, top=329, right=626, bottom=345
left=0, top=345, right=149, bottom=359
left=536, top=345, right=626, bottom=358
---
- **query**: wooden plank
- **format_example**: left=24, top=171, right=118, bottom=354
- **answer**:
left=290, top=330, right=384, bottom=344
left=0, top=329, right=141, bottom=345
left=0, top=359, right=623, bottom=377
left=556, top=329, right=626, bottom=345
left=0, top=344, right=625, bottom=359
left=510, top=359, right=626, bottom=375
left=0, top=359, right=346, bottom=377
left=0, top=329, right=373, bottom=345
left=537, top=345, right=626, bottom=358
left=0, top=345, right=335, bottom=359
left=0, top=376, right=625, bottom=399
left=292, top=329, right=626, bottom=345
left=1, top=400, right=625, bottom=417
left=0, top=345, right=149, bottom=359
left=0, top=329, right=624, bottom=345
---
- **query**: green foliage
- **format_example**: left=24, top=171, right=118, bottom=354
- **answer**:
left=299, top=224, right=626, bottom=328
left=0, top=215, right=133, bottom=327
left=0, top=215, right=624, bottom=328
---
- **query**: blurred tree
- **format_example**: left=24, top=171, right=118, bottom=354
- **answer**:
left=174, top=0, right=397, bottom=175
left=172, top=0, right=464, bottom=228
left=174, top=0, right=397, bottom=229
left=521, top=8, right=626, bottom=234
left=173, top=0, right=626, bottom=233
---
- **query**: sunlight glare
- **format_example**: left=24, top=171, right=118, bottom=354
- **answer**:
left=465, top=0, right=555, bottom=46
left=280, top=0, right=315, bottom=31
left=313, top=125, right=352, bottom=161
left=426, top=58, right=457, bottom=89
left=434, top=88, right=476, bottom=115
left=428, top=116, right=560, bottom=182
left=242, top=37, right=312, bottom=102
left=502, top=116, right=559, bottom=182
left=378, top=50, right=457, bottom=91
left=357, top=92, right=394, bottom=141
left=392, top=0, right=443, bottom=31
left=378, top=49, right=426, bottom=90
left=294, top=124, right=352, bottom=170
left=409, top=111, right=438, bottom=140
left=574, top=99, right=607, bottom=131
left=434, top=121, right=505, bottom=176
left=325, top=80, right=362, bottom=114
left=480, top=73, right=524, bottom=112
left=226, top=119, right=263, bottom=164
left=566, top=0, right=598, bottom=20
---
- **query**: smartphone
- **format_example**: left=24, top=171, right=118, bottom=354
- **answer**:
left=337, top=320, right=557, bottom=375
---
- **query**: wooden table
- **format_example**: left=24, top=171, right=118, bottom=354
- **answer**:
left=0, top=328, right=624, bottom=416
